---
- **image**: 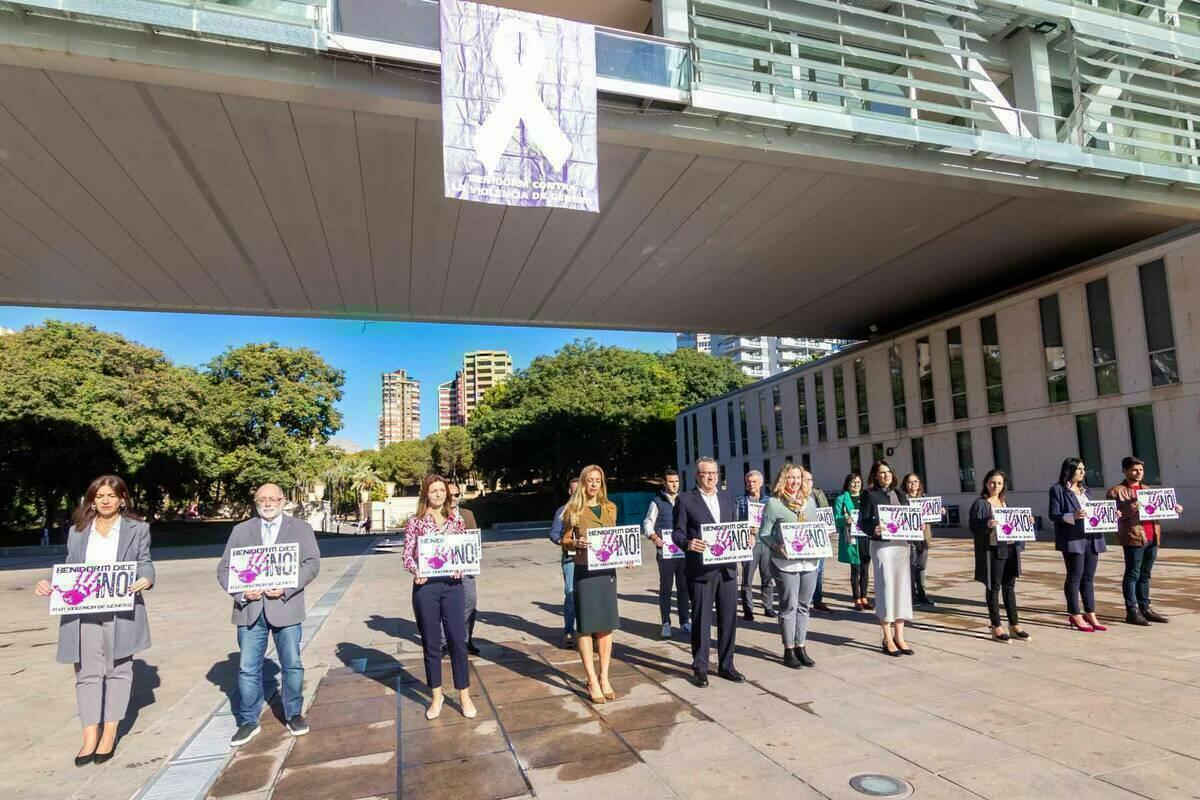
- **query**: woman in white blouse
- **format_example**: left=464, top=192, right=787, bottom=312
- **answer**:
left=35, top=476, right=154, bottom=767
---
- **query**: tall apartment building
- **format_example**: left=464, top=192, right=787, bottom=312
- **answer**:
left=377, top=369, right=420, bottom=448
left=461, top=350, right=513, bottom=422
left=677, top=334, right=853, bottom=380
left=438, top=372, right=465, bottom=432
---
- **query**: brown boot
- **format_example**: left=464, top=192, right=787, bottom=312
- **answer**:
left=1142, top=607, right=1169, bottom=623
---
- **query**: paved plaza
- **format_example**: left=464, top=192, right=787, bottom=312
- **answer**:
left=4, top=533, right=1200, bottom=800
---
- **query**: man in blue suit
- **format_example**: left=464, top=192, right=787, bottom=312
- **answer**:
left=672, top=457, right=746, bottom=688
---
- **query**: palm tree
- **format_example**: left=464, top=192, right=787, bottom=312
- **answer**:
left=351, top=464, right=383, bottom=504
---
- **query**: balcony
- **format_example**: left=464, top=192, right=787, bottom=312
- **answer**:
left=14, top=0, right=325, bottom=49
left=329, top=0, right=690, bottom=102
left=716, top=336, right=766, bottom=354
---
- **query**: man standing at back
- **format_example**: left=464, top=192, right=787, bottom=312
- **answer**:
left=673, top=457, right=745, bottom=688
left=218, top=484, right=321, bottom=747
left=736, top=470, right=774, bottom=621
left=448, top=481, right=482, bottom=655
left=549, top=478, right=581, bottom=649
left=643, top=469, right=690, bottom=639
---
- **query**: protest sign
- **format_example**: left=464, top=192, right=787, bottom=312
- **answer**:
left=586, top=525, right=642, bottom=569
left=911, top=496, right=943, bottom=524
left=418, top=530, right=483, bottom=578
left=1083, top=500, right=1119, bottom=534
left=660, top=529, right=684, bottom=560
left=747, top=501, right=765, bottom=530
left=50, top=561, right=137, bottom=615
left=701, top=522, right=755, bottom=565
left=227, top=543, right=301, bottom=593
left=994, top=507, right=1037, bottom=542
left=879, top=505, right=925, bottom=541
left=1137, top=488, right=1179, bottom=521
left=779, top=522, right=833, bottom=559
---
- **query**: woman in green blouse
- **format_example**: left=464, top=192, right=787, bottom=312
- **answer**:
left=835, top=473, right=869, bottom=611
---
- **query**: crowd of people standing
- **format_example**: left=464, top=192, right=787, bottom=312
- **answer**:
left=33, top=450, right=1185, bottom=758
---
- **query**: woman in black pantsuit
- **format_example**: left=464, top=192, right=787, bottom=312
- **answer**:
left=969, top=469, right=1029, bottom=643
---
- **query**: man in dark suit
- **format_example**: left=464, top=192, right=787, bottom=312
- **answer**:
left=672, top=457, right=746, bottom=687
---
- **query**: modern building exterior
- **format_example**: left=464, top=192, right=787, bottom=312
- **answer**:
left=676, top=228, right=1199, bottom=531
left=378, top=369, right=420, bottom=448
left=461, top=350, right=513, bottom=422
left=438, top=372, right=465, bottom=432
left=679, top=334, right=853, bottom=378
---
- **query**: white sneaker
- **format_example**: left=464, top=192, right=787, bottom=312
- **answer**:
left=682, top=621, right=692, bottom=634
left=661, top=622, right=672, bottom=639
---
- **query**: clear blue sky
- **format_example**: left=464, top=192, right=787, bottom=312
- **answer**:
left=0, top=306, right=674, bottom=447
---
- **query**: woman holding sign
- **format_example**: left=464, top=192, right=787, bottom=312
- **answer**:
left=559, top=465, right=621, bottom=704
left=1048, top=458, right=1108, bottom=632
left=857, top=460, right=914, bottom=656
left=33, top=475, right=154, bottom=767
left=835, top=473, right=870, bottom=611
left=969, top=470, right=1029, bottom=642
left=758, top=464, right=821, bottom=669
left=402, top=474, right=477, bottom=720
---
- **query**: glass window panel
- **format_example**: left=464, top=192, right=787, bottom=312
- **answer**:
left=773, top=386, right=785, bottom=450
left=1128, top=405, right=1162, bottom=484
left=796, top=378, right=809, bottom=447
left=711, top=408, right=720, bottom=459
left=947, top=327, right=968, bottom=419
left=1039, top=295, right=1069, bottom=404
left=889, top=346, right=907, bottom=430
left=957, top=430, right=976, bottom=492
left=1086, top=278, right=1120, bottom=396
left=991, top=425, right=1013, bottom=489
left=912, top=437, right=926, bottom=484
left=739, top=399, right=748, bottom=457
left=854, top=358, right=870, bottom=435
left=758, top=391, right=769, bottom=451
left=981, top=315, right=1004, bottom=414
left=815, top=371, right=827, bottom=443
left=872, top=442, right=884, bottom=462
left=1138, top=260, right=1179, bottom=386
left=692, top=414, right=700, bottom=460
left=834, top=367, right=848, bottom=440
left=1076, top=413, right=1104, bottom=488
left=727, top=402, right=736, bottom=458
left=850, top=447, right=861, bottom=476
left=917, top=336, right=935, bottom=425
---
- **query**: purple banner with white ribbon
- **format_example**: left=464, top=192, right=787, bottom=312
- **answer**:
left=441, top=0, right=599, bottom=212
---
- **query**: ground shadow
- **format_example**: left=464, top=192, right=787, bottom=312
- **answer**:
left=206, top=650, right=281, bottom=722
left=117, top=659, right=160, bottom=740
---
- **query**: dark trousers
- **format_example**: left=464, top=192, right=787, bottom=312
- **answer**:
left=1122, top=543, right=1158, bottom=610
left=911, top=541, right=930, bottom=600
left=985, top=552, right=1019, bottom=627
left=1062, top=549, right=1100, bottom=615
left=689, top=569, right=737, bottom=675
left=412, top=578, right=470, bottom=690
left=464, top=575, right=478, bottom=642
left=657, top=550, right=690, bottom=625
left=850, top=561, right=869, bottom=599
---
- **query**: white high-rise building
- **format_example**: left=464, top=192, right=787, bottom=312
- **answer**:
left=677, top=334, right=853, bottom=380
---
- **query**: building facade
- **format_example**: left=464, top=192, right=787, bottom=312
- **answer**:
left=438, top=372, right=465, bottom=432
left=679, top=333, right=853, bottom=379
left=461, top=350, right=513, bottom=423
left=676, top=230, right=1200, bottom=530
left=378, top=369, right=420, bottom=447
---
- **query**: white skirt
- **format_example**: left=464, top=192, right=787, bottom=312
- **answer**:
left=870, top=540, right=913, bottom=623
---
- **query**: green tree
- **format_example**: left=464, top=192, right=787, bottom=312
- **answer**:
left=431, top=426, right=473, bottom=479
left=0, top=322, right=215, bottom=525
left=205, top=343, right=344, bottom=504
left=661, top=347, right=752, bottom=407
left=372, top=439, right=433, bottom=495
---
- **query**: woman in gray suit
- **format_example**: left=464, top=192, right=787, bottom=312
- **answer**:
left=34, top=475, right=154, bottom=766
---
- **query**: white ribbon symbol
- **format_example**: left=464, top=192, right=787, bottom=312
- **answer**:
left=474, top=17, right=572, bottom=174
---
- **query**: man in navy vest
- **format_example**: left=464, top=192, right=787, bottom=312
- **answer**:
left=673, top=457, right=745, bottom=688
left=643, top=470, right=690, bottom=639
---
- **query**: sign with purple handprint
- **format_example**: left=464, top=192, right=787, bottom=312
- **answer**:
left=1083, top=500, right=1119, bottom=534
left=779, top=522, right=832, bottom=559
left=700, top=522, right=754, bottom=565
left=586, top=525, right=642, bottom=570
left=49, top=561, right=137, bottom=615
left=227, top=543, right=300, bottom=593
left=747, top=502, right=765, bottom=529
left=659, top=529, right=684, bottom=560
left=878, top=505, right=924, bottom=541
left=910, top=496, right=944, bottom=524
left=418, top=530, right=483, bottom=578
left=993, top=507, right=1037, bottom=542
left=1136, top=488, right=1179, bottom=521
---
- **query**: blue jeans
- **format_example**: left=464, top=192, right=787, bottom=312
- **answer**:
left=1122, top=543, right=1158, bottom=610
left=236, top=613, right=303, bottom=726
left=562, top=557, right=576, bottom=634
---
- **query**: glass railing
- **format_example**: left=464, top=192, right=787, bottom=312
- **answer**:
left=331, top=0, right=689, bottom=94
left=20, top=0, right=325, bottom=48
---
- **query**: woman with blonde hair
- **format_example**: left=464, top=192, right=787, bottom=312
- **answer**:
left=559, top=465, right=620, bottom=704
left=757, top=464, right=821, bottom=669
left=402, top=474, right=476, bottom=720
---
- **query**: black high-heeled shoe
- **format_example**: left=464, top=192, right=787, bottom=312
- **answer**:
left=74, top=751, right=95, bottom=768
left=93, top=740, right=116, bottom=765
left=880, top=638, right=901, bottom=657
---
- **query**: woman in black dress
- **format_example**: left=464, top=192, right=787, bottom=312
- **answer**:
left=559, top=465, right=620, bottom=704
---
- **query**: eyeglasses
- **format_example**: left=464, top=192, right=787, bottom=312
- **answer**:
left=449, top=493, right=461, bottom=499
